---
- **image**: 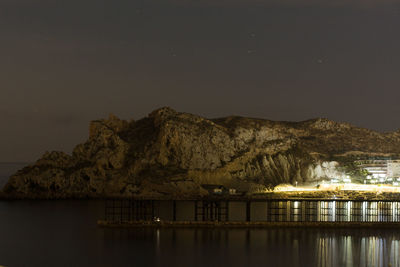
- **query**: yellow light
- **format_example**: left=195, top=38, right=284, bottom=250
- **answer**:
left=274, top=183, right=400, bottom=193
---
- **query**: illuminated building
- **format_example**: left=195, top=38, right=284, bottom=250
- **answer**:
left=355, top=159, right=400, bottom=186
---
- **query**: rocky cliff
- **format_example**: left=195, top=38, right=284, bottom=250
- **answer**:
left=3, top=107, right=400, bottom=199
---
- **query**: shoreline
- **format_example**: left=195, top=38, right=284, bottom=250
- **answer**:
left=3, top=191, right=400, bottom=201
left=97, top=220, right=400, bottom=228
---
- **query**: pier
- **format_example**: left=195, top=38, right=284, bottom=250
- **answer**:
left=101, top=198, right=400, bottom=226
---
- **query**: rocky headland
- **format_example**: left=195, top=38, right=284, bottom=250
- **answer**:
left=3, top=107, right=400, bottom=199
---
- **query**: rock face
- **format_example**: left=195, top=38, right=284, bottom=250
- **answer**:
left=4, top=107, right=400, bottom=199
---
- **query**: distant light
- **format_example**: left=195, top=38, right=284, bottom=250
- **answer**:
left=275, top=182, right=400, bottom=193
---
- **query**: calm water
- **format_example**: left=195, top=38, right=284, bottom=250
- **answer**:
left=1, top=164, right=400, bottom=267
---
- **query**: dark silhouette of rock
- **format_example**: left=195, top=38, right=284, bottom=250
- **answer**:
left=3, top=107, right=400, bottom=199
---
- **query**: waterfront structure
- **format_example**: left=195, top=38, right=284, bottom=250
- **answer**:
left=104, top=198, right=400, bottom=224
left=201, top=184, right=243, bottom=196
left=201, top=184, right=227, bottom=195
left=354, top=159, right=400, bottom=185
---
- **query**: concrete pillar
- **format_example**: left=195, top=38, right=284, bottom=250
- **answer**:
left=246, top=201, right=251, bottom=222
left=173, top=200, right=176, bottom=221
left=226, top=201, right=230, bottom=221
left=194, top=201, right=198, bottom=221
left=286, top=201, right=291, bottom=222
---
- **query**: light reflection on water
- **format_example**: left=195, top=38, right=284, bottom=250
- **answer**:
left=0, top=201, right=400, bottom=267
left=315, top=235, right=397, bottom=267
left=1, top=200, right=400, bottom=266
left=297, top=231, right=400, bottom=267
left=104, top=228, right=400, bottom=267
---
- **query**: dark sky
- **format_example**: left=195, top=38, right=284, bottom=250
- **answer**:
left=1, top=0, right=400, bottom=162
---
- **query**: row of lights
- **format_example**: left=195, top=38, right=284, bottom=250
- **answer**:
left=329, top=176, right=400, bottom=186
left=365, top=176, right=400, bottom=186
left=330, top=175, right=352, bottom=184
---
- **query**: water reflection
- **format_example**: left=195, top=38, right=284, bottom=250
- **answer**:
left=2, top=199, right=400, bottom=267
left=69, top=225, right=400, bottom=267
left=137, top=229, right=400, bottom=267
left=312, top=231, right=399, bottom=267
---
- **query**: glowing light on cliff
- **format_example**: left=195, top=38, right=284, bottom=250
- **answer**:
left=274, top=183, right=400, bottom=193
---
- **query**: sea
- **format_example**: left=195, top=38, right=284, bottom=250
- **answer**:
left=1, top=163, right=400, bottom=267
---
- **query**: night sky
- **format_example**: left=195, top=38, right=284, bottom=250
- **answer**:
left=1, top=0, right=400, bottom=162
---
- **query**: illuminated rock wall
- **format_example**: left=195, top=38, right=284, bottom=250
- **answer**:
left=4, top=107, right=400, bottom=198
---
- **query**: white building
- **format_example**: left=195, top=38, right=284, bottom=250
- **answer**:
left=356, top=159, right=400, bottom=185
left=387, top=160, right=400, bottom=178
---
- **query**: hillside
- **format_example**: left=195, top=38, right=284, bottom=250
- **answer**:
left=3, top=107, right=400, bottom=199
